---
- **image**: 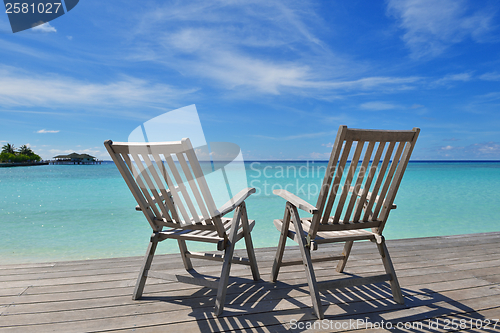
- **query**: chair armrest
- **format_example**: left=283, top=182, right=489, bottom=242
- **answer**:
left=348, top=186, right=396, bottom=210
left=215, top=187, right=256, bottom=217
left=273, top=189, right=318, bottom=214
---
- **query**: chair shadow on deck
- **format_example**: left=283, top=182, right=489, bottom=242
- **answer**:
left=280, top=278, right=491, bottom=332
left=136, top=266, right=491, bottom=332
left=139, top=272, right=284, bottom=332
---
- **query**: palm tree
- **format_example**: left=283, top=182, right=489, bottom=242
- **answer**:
left=1, top=143, right=15, bottom=154
left=19, top=145, right=34, bottom=155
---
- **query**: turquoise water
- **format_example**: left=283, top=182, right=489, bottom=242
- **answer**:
left=1, top=161, right=499, bottom=264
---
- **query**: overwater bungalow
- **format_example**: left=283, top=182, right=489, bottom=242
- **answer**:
left=52, top=153, right=101, bottom=165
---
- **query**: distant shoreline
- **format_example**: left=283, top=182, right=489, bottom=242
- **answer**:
left=0, top=161, right=49, bottom=168
left=2, top=160, right=499, bottom=166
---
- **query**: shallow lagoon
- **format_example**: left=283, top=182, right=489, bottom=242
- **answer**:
left=1, top=161, right=499, bottom=264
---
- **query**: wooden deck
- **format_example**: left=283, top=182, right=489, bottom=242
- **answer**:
left=1, top=232, right=499, bottom=332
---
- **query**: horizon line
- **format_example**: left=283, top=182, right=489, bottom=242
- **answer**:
left=97, top=159, right=500, bottom=163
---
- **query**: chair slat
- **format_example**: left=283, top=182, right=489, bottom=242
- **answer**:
left=109, top=141, right=189, bottom=224
left=176, top=152, right=212, bottom=222
left=378, top=132, right=418, bottom=225
left=181, top=139, right=224, bottom=237
left=372, top=142, right=405, bottom=220
left=321, top=140, right=352, bottom=224
left=362, top=141, right=396, bottom=221
left=332, top=141, right=364, bottom=223
left=343, top=141, right=375, bottom=223
left=184, top=146, right=218, bottom=217
left=314, top=126, right=347, bottom=228
left=128, top=153, right=168, bottom=220
left=111, top=152, right=158, bottom=230
left=150, top=153, right=182, bottom=223
left=163, top=154, right=199, bottom=224
left=122, top=153, right=162, bottom=219
left=352, top=142, right=385, bottom=222
left=138, top=153, right=174, bottom=222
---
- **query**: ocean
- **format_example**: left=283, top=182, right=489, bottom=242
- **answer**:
left=1, top=161, right=499, bottom=264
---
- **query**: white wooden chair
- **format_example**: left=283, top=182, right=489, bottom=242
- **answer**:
left=104, top=138, right=260, bottom=316
left=270, top=125, right=419, bottom=319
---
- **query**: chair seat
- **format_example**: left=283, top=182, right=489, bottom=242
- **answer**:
left=159, top=217, right=256, bottom=243
left=302, top=217, right=381, bottom=232
left=274, top=218, right=376, bottom=244
left=154, top=216, right=224, bottom=230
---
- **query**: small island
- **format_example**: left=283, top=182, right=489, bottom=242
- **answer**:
left=0, top=143, right=47, bottom=167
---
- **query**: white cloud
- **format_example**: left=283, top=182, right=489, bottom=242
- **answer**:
left=360, top=101, right=398, bottom=111
left=320, top=76, right=421, bottom=91
left=0, top=66, right=196, bottom=110
left=310, top=152, right=331, bottom=159
left=128, top=1, right=421, bottom=96
left=37, top=129, right=60, bottom=133
left=0, top=39, right=55, bottom=60
left=476, top=91, right=500, bottom=100
left=32, top=22, right=57, bottom=33
left=387, top=0, right=495, bottom=58
left=153, top=24, right=320, bottom=94
left=432, top=72, right=473, bottom=87
left=436, top=142, right=500, bottom=158
left=47, top=149, right=73, bottom=155
left=255, top=130, right=337, bottom=141
left=470, top=142, right=500, bottom=156
left=187, top=51, right=313, bottom=94
left=46, top=148, right=107, bottom=159
left=479, top=72, right=500, bottom=81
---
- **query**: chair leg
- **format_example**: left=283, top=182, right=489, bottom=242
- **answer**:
left=291, top=205, right=324, bottom=320
left=241, top=203, right=260, bottom=281
left=214, top=206, right=241, bottom=317
left=336, top=241, right=353, bottom=273
left=177, top=239, right=193, bottom=271
left=376, top=238, right=404, bottom=305
left=133, top=233, right=159, bottom=300
left=270, top=204, right=291, bottom=282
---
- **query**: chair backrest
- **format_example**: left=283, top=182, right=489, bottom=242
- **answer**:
left=104, top=138, right=225, bottom=236
left=311, top=125, right=419, bottom=235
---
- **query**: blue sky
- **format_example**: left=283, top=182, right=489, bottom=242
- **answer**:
left=1, top=0, right=500, bottom=160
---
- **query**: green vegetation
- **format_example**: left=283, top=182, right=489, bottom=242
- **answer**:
left=1, top=143, right=42, bottom=163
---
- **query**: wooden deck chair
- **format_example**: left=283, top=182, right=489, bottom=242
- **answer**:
left=270, top=125, right=419, bottom=319
left=104, top=138, right=260, bottom=316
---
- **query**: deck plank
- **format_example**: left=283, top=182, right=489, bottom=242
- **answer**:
left=0, top=232, right=499, bottom=332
